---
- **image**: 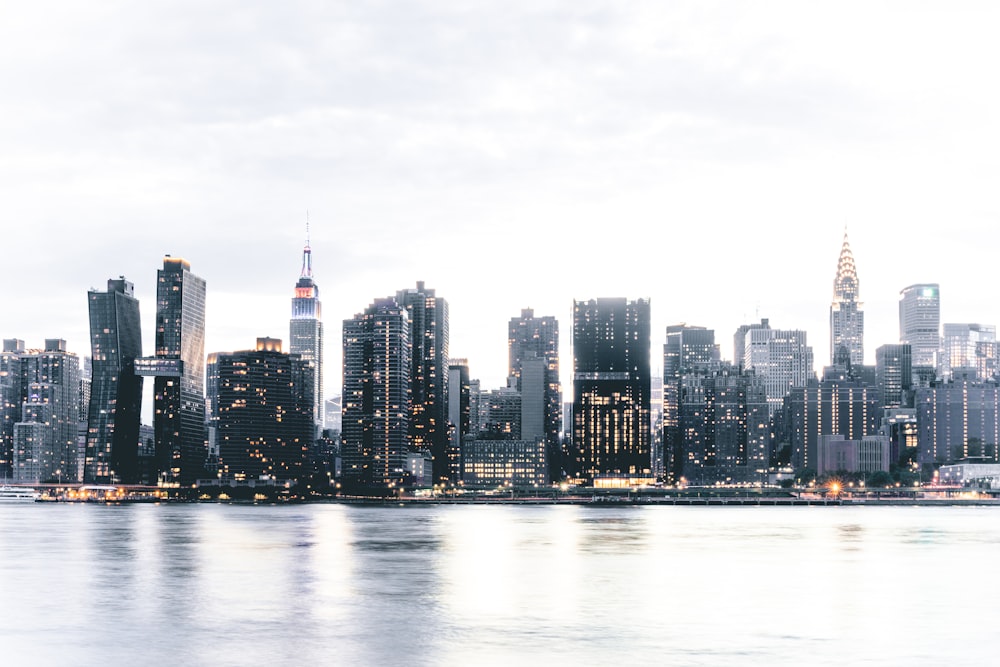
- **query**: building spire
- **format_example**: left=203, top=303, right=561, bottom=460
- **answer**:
left=833, top=227, right=858, bottom=301
left=301, top=211, right=313, bottom=279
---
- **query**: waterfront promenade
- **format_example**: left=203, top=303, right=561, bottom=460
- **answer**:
left=10, top=481, right=1000, bottom=506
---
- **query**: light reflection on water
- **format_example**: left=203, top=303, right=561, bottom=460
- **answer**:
left=0, top=504, right=996, bottom=665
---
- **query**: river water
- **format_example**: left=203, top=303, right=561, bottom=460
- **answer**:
left=0, top=503, right=995, bottom=665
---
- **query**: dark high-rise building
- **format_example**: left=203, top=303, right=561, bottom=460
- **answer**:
left=875, top=344, right=912, bottom=410
left=215, top=338, right=314, bottom=483
left=677, top=367, right=769, bottom=485
left=145, top=257, right=207, bottom=486
left=480, top=384, right=522, bottom=439
left=915, top=381, right=1000, bottom=465
left=342, top=298, right=411, bottom=488
left=11, top=340, right=81, bottom=483
left=508, top=308, right=561, bottom=476
left=205, top=352, right=224, bottom=465
left=447, top=359, right=470, bottom=481
left=663, top=324, right=721, bottom=481
left=84, top=278, right=144, bottom=484
left=899, top=284, right=940, bottom=369
left=830, top=231, right=864, bottom=367
left=782, top=376, right=878, bottom=470
left=880, top=407, right=918, bottom=466
left=289, top=234, right=324, bottom=434
left=0, top=339, right=25, bottom=478
left=395, top=282, right=449, bottom=482
left=573, top=298, right=651, bottom=483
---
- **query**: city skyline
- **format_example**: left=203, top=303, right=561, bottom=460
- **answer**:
left=0, top=234, right=995, bottom=402
left=4, top=3, right=1000, bottom=399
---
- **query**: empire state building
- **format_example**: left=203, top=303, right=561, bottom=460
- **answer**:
left=290, top=234, right=324, bottom=433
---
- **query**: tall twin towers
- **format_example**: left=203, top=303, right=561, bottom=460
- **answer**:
left=84, top=234, right=323, bottom=486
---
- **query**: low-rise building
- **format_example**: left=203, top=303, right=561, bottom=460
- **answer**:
left=817, top=435, right=890, bottom=476
left=462, top=438, right=547, bottom=488
left=938, top=462, right=1000, bottom=487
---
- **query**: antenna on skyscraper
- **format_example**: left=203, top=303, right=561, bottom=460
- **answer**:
left=300, top=210, right=313, bottom=278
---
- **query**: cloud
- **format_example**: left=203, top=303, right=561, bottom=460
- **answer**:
left=3, top=1, right=1000, bottom=395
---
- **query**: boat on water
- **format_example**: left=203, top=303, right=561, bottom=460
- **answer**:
left=0, top=486, right=41, bottom=502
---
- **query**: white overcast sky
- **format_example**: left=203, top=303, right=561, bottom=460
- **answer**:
left=2, top=1, right=1000, bottom=400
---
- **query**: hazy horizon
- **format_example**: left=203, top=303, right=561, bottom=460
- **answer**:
left=3, top=2, right=999, bottom=400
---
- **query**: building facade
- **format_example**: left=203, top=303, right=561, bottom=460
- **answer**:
left=447, top=359, right=471, bottom=481
left=84, top=278, right=144, bottom=484
left=507, top=308, right=561, bottom=477
left=915, top=381, right=1000, bottom=465
left=663, top=324, right=721, bottom=481
left=145, top=257, right=207, bottom=486
left=342, top=298, right=411, bottom=488
left=816, top=435, right=890, bottom=476
left=940, top=323, right=996, bottom=382
left=783, top=377, right=879, bottom=471
left=462, top=438, right=547, bottom=488
left=875, top=344, right=912, bottom=410
left=899, top=284, right=940, bottom=369
left=215, top=339, right=314, bottom=483
left=10, top=340, right=81, bottom=483
left=738, top=320, right=815, bottom=417
left=573, top=298, right=651, bottom=483
left=395, top=282, right=450, bottom=482
left=677, top=367, right=770, bottom=485
left=0, top=339, right=25, bottom=478
left=479, top=384, right=521, bottom=440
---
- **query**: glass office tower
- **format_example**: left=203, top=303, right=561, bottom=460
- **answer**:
left=84, top=277, right=143, bottom=483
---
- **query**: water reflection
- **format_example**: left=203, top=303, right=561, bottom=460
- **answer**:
left=577, top=510, right=650, bottom=554
left=836, top=523, right=864, bottom=551
left=1, top=505, right=1000, bottom=665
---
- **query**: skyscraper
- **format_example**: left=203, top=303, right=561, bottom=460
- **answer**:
left=677, top=367, right=769, bottom=485
left=940, top=323, right=997, bottom=382
left=205, top=352, right=223, bottom=464
left=737, top=320, right=815, bottom=416
left=915, top=380, right=1000, bottom=464
left=141, top=257, right=207, bottom=486
left=875, top=344, right=912, bottom=410
left=663, top=324, right=721, bottom=480
left=215, top=338, right=314, bottom=483
left=733, top=318, right=770, bottom=371
left=507, top=308, right=561, bottom=478
left=289, top=233, right=323, bottom=435
left=573, top=297, right=651, bottom=484
left=830, top=231, right=864, bottom=366
left=899, top=284, right=940, bottom=369
left=0, top=339, right=25, bottom=478
left=84, top=277, right=144, bottom=484
left=11, top=340, right=81, bottom=483
left=782, top=376, right=878, bottom=470
left=395, top=282, right=449, bottom=482
left=447, top=359, right=470, bottom=481
left=342, top=298, right=411, bottom=488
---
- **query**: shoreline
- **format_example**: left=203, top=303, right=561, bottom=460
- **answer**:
left=20, top=494, right=1000, bottom=507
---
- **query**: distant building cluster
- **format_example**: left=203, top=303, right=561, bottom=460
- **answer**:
left=2, top=230, right=998, bottom=490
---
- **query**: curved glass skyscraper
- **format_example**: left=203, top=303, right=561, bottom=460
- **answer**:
left=84, top=277, right=143, bottom=484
